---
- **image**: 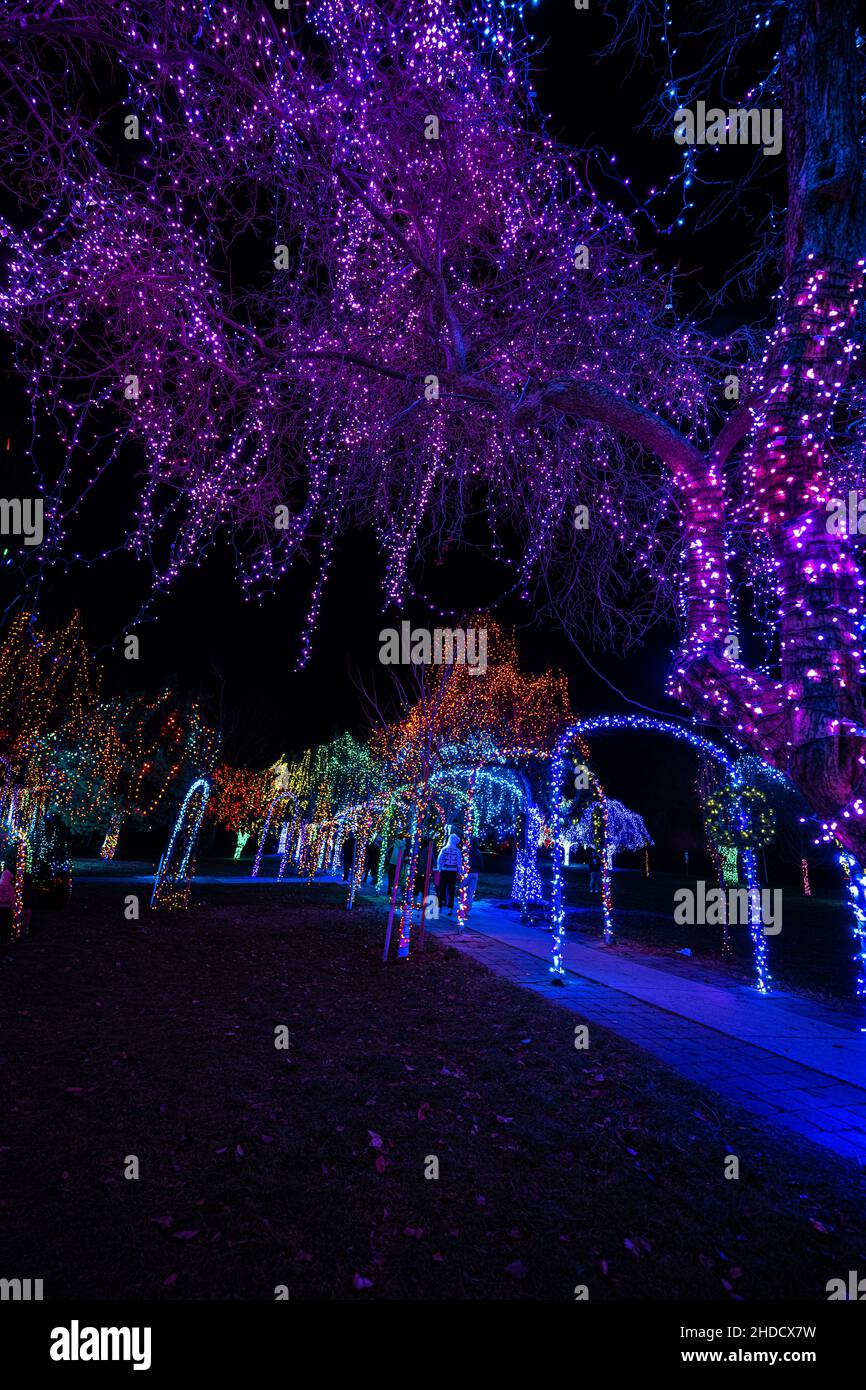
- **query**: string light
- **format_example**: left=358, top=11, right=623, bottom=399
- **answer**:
left=151, top=778, right=210, bottom=910
left=838, top=851, right=866, bottom=1024
left=0, top=0, right=859, bottom=886
left=549, top=717, right=771, bottom=993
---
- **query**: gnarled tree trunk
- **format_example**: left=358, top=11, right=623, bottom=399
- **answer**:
left=675, top=0, right=866, bottom=858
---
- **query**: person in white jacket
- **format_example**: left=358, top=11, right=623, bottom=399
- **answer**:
left=436, top=832, right=462, bottom=913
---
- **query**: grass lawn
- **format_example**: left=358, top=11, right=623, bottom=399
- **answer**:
left=1, top=862, right=865, bottom=1300
left=476, top=861, right=860, bottom=1006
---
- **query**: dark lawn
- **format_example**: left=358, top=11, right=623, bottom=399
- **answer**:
left=1, top=863, right=865, bottom=1300
left=475, top=862, right=860, bottom=1007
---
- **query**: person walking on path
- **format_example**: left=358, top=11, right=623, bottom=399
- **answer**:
left=341, top=832, right=356, bottom=881
left=436, top=832, right=462, bottom=914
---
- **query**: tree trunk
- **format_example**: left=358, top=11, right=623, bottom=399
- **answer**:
left=677, top=0, right=866, bottom=859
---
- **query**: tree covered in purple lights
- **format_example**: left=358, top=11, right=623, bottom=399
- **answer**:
left=0, top=0, right=865, bottom=860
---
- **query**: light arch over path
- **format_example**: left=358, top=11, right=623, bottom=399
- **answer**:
left=549, top=716, right=771, bottom=993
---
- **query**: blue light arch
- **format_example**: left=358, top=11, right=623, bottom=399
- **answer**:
left=548, top=716, right=771, bottom=993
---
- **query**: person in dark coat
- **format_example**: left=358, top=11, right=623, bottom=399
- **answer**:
left=436, top=832, right=462, bottom=913
left=362, top=837, right=380, bottom=884
left=341, top=833, right=356, bottom=881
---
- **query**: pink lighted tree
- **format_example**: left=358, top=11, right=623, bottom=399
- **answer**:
left=0, top=1, right=864, bottom=855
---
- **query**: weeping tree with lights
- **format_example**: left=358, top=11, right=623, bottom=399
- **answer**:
left=0, top=611, right=105, bottom=867
left=0, top=610, right=100, bottom=927
left=368, top=622, right=568, bottom=764
left=0, top=611, right=98, bottom=772
left=210, top=758, right=285, bottom=860
left=1, top=0, right=866, bottom=866
left=48, top=707, right=125, bottom=849
left=59, top=690, right=218, bottom=855
left=363, top=618, right=567, bottom=936
left=121, top=693, right=218, bottom=828
left=6, top=613, right=218, bottom=858
left=302, top=731, right=384, bottom=876
left=319, top=733, right=379, bottom=813
left=570, top=796, right=653, bottom=867
left=368, top=621, right=567, bottom=819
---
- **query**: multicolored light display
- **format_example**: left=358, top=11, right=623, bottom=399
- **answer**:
left=549, top=717, right=771, bottom=994
left=151, top=778, right=211, bottom=910
left=0, top=0, right=862, bottom=872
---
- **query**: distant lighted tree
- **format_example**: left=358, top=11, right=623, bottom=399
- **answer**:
left=0, top=611, right=97, bottom=769
left=210, top=757, right=287, bottom=858
left=571, top=797, right=653, bottom=857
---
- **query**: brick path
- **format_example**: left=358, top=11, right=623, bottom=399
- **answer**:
left=418, top=898, right=866, bottom=1164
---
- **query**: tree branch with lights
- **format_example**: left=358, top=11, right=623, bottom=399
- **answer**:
left=0, top=0, right=865, bottom=861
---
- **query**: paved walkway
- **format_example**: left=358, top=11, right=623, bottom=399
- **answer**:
left=413, top=897, right=866, bottom=1164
